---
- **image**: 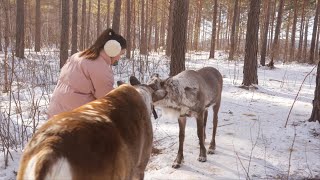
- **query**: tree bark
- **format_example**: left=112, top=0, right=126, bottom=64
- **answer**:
left=260, top=0, right=271, bottom=66
left=242, top=0, right=260, bottom=86
left=209, top=0, right=218, bottom=59
left=126, top=0, right=131, bottom=58
left=166, top=0, right=174, bottom=56
left=34, top=0, right=41, bottom=52
left=268, top=0, right=284, bottom=68
left=140, top=0, right=147, bottom=55
left=216, top=5, right=221, bottom=50
left=303, top=18, right=309, bottom=62
left=228, top=0, right=239, bottom=60
left=315, top=23, right=320, bottom=61
left=86, top=0, right=92, bottom=47
left=60, top=0, right=70, bottom=68
left=297, top=0, right=306, bottom=61
left=268, top=0, right=276, bottom=53
left=71, top=0, right=78, bottom=54
left=16, top=0, right=25, bottom=58
left=309, top=0, right=320, bottom=64
left=0, top=0, right=10, bottom=92
left=193, top=0, right=202, bottom=51
left=159, top=0, right=166, bottom=48
left=80, top=0, right=86, bottom=50
left=154, top=0, right=159, bottom=51
left=289, top=0, right=298, bottom=62
left=170, top=0, right=190, bottom=76
left=147, top=0, right=153, bottom=52
left=0, top=6, right=2, bottom=52
left=107, top=0, right=110, bottom=28
left=309, top=60, right=320, bottom=123
left=284, top=11, right=292, bottom=63
left=112, top=0, right=122, bottom=33
left=132, top=0, right=136, bottom=51
left=97, top=0, right=101, bottom=36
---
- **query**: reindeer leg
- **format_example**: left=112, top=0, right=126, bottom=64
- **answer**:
left=135, top=120, right=153, bottom=179
left=197, top=111, right=207, bottom=162
left=203, top=110, right=208, bottom=140
left=172, top=116, right=186, bottom=168
left=208, top=103, right=220, bottom=154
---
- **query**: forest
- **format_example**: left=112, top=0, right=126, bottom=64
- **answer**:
left=0, top=0, right=320, bottom=179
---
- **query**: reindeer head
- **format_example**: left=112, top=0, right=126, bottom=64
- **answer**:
left=118, top=76, right=158, bottom=119
left=147, top=72, right=201, bottom=116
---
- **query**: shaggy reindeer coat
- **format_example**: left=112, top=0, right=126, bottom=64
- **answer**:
left=150, top=67, right=223, bottom=168
left=18, top=84, right=153, bottom=180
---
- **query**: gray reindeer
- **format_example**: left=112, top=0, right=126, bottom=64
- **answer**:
left=149, top=67, right=223, bottom=168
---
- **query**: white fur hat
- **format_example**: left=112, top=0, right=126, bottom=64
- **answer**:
left=104, top=40, right=121, bottom=57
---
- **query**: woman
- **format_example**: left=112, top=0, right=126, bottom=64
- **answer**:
left=47, top=28, right=127, bottom=118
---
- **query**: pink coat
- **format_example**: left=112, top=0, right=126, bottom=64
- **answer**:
left=47, top=51, right=114, bottom=118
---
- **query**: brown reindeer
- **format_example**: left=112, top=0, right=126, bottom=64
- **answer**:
left=149, top=67, right=223, bottom=168
left=17, top=77, right=155, bottom=180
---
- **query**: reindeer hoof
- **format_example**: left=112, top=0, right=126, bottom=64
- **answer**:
left=207, top=148, right=215, bottom=154
left=198, top=156, right=207, bottom=162
left=172, top=163, right=181, bottom=169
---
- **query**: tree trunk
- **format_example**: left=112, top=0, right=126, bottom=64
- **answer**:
left=309, top=0, right=320, bottom=64
left=140, top=0, right=147, bottom=55
left=147, top=0, right=153, bottom=52
left=132, top=0, right=136, bottom=51
left=34, top=0, right=41, bottom=52
left=159, top=0, right=166, bottom=48
left=193, top=0, right=202, bottom=51
left=303, top=18, right=309, bottom=62
left=154, top=0, right=159, bottom=51
left=107, top=0, right=110, bottom=28
left=80, top=0, right=86, bottom=50
left=242, top=0, right=260, bottom=86
left=1, top=0, right=10, bottom=92
left=126, top=0, right=131, bottom=58
left=60, top=0, right=70, bottom=68
left=235, top=0, right=241, bottom=54
left=71, top=0, right=78, bottom=54
left=0, top=6, right=2, bottom=52
left=166, top=0, right=174, bottom=56
left=216, top=5, right=221, bottom=50
left=209, top=0, right=218, bottom=59
left=268, top=0, right=276, bottom=54
left=25, top=0, right=31, bottom=50
left=86, top=0, right=91, bottom=47
left=16, top=0, right=25, bottom=58
left=260, top=0, right=271, bottom=66
left=309, top=60, right=320, bottom=123
left=228, top=0, right=239, bottom=60
left=170, top=0, right=189, bottom=76
left=284, top=11, right=292, bottom=63
left=315, top=23, right=320, bottom=61
left=112, top=0, right=122, bottom=33
left=268, top=0, right=284, bottom=68
left=289, top=0, right=298, bottom=62
left=297, top=0, right=306, bottom=61
left=97, top=0, right=101, bottom=36
left=187, top=8, right=194, bottom=51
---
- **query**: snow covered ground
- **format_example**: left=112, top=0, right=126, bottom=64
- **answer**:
left=1, top=51, right=319, bottom=179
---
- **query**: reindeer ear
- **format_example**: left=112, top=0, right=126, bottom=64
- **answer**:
left=129, top=76, right=141, bottom=85
left=117, top=81, right=126, bottom=86
left=152, top=89, right=167, bottom=102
